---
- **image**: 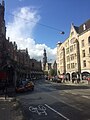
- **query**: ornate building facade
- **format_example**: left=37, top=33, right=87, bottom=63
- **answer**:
left=0, top=0, right=43, bottom=88
left=57, top=19, right=90, bottom=80
left=42, top=49, right=57, bottom=75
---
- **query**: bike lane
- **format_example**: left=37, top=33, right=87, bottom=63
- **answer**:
left=22, top=103, right=69, bottom=120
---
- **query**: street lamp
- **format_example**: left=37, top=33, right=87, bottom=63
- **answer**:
left=59, top=31, right=65, bottom=35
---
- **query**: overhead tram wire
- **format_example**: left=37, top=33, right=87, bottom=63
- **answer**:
left=6, top=12, right=65, bottom=34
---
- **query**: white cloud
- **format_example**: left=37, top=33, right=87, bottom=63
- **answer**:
left=6, top=6, right=56, bottom=62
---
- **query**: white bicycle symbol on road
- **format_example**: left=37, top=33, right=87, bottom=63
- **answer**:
left=29, top=105, right=47, bottom=115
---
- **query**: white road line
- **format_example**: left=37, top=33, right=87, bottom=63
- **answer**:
left=45, top=104, right=70, bottom=120
left=82, top=95, right=90, bottom=99
left=47, top=93, right=83, bottom=111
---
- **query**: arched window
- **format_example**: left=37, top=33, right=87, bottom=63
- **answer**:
left=88, top=36, right=90, bottom=45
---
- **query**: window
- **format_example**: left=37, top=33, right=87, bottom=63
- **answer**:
left=75, top=63, right=77, bottom=68
left=74, top=44, right=76, bottom=49
left=70, top=54, right=74, bottom=60
left=82, top=50, right=85, bottom=57
left=70, top=38, right=74, bottom=44
left=67, top=56, right=70, bottom=62
left=66, top=48, right=69, bottom=54
left=89, top=48, right=90, bottom=54
left=71, top=63, right=75, bottom=69
left=70, top=45, right=73, bottom=52
left=82, top=40, right=84, bottom=47
left=60, top=59, right=63, bottom=65
left=83, top=60, right=86, bottom=67
left=67, top=64, right=70, bottom=69
left=32, top=63, right=34, bottom=67
left=88, top=36, right=90, bottom=45
left=71, top=31, right=74, bottom=36
left=74, top=53, right=77, bottom=59
left=60, top=52, right=63, bottom=57
left=83, top=24, right=86, bottom=30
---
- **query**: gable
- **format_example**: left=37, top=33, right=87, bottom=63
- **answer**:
left=69, top=23, right=79, bottom=39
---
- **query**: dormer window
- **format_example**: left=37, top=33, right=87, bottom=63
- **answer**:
left=83, top=24, right=86, bottom=30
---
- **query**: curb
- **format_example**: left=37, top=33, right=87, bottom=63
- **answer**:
left=0, top=96, right=25, bottom=120
left=45, top=80, right=90, bottom=86
left=13, top=99, right=25, bottom=120
left=0, top=96, right=16, bottom=102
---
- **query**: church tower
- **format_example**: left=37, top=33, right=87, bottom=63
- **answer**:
left=43, top=49, right=47, bottom=70
left=0, top=0, right=6, bottom=37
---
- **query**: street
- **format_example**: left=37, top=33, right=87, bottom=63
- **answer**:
left=17, top=79, right=90, bottom=120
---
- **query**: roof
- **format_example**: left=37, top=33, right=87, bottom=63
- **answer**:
left=73, top=19, right=90, bottom=34
left=74, top=26, right=79, bottom=33
left=75, top=19, right=90, bottom=34
left=79, top=19, right=90, bottom=34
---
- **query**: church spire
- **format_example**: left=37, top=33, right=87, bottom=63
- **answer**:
left=43, top=49, right=47, bottom=64
left=0, top=0, right=6, bottom=37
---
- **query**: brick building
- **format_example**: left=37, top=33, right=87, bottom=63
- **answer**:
left=0, top=0, right=43, bottom=88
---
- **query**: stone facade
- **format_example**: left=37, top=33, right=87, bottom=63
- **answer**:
left=57, top=19, right=90, bottom=80
left=42, top=49, right=57, bottom=75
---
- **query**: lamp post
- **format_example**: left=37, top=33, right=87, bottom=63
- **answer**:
left=59, top=31, right=65, bottom=34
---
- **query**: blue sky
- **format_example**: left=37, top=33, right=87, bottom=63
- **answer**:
left=4, top=0, right=90, bottom=61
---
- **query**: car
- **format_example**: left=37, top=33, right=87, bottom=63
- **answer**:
left=52, top=76, right=62, bottom=83
left=15, top=79, right=34, bottom=93
left=86, top=75, right=90, bottom=81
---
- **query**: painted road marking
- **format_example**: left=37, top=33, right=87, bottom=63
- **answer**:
left=82, top=95, right=90, bottom=99
left=47, top=93, right=83, bottom=111
left=29, top=105, right=47, bottom=115
left=45, top=104, right=70, bottom=120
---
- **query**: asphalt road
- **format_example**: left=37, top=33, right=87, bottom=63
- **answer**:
left=17, top=79, right=90, bottom=120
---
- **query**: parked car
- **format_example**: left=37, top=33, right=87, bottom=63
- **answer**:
left=52, top=76, right=62, bottom=83
left=15, top=79, right=34, bottom=93
left=86, top=75, right=90, bottom=81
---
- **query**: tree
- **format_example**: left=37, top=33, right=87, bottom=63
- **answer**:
left=49, top=69, right=57, bottom=76
left=44, top=71, right=48, bottom=76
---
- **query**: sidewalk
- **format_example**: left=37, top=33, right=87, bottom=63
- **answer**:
left=46, top=79, right=90, bottom=87
left=0, top=87, right=24, bottom=120
left=0, top=97, right=24, bottom=120
left=63, top=80, right=89, bottom=86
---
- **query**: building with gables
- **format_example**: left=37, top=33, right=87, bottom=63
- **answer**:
left=0, top=0, right=43, bottom=88
left=57, top=19, right=90, bottom=81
